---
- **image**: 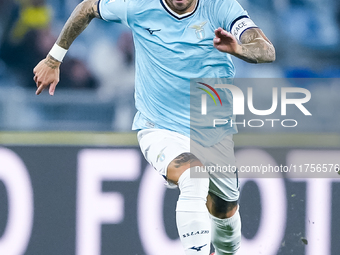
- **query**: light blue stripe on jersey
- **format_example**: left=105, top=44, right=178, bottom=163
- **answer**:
left=99, top=0, right=248, bottom=146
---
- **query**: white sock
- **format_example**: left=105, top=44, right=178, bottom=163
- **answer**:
left=210, top=205, right=241, bottom=255
left=176, top=168, right=211, bottom=255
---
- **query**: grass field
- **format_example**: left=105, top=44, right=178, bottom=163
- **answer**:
left=0, top=131, right=339, bottom=148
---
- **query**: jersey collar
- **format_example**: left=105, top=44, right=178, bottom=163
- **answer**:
left=160, top=0, right=199, bottom=20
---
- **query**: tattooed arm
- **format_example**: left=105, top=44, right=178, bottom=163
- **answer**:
left=33, top=0, right=100, bottom=95
left=213, top=27, right=276, bottom=64
left=56, top=0, right=100, bottom=50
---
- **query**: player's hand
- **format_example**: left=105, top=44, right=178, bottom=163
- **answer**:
left=33, top=55, right=61, bottom=96
left=213, top=27, right=241, bottom=55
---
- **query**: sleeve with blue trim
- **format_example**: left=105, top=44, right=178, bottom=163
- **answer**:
left=215, top=0, right=258, bottom=42
left=214, top=0, right=247, bottom=31
left=98, top=0, right=129, bottom=26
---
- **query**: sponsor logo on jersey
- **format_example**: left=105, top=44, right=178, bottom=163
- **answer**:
left=190, top=21, right=207, bottom=40
left=106, top=0, right=116, bottom=4
left=145, top=28, right=161, bottom=35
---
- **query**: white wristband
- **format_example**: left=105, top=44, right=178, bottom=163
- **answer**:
left=48, top=43, right=68, bottom=62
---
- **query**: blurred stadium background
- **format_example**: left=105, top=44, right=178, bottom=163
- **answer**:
left=0, top=0, right=339, bottom=254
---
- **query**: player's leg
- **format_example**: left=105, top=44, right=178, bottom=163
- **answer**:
left=199, top=135, right=241, bottom=255
left=206, top=192, right=241, bottom=255
left=206, top=192, right=238, bottom=219
left=138, top=129, right=211, bottom=255
left=167, top=153, right=211, bottom=255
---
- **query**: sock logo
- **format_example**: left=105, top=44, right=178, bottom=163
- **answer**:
left=183, top=230, right=209, bottom=238
left=189, top=244, right=207, bottom=251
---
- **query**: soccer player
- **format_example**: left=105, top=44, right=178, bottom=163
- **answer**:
left=33, top=0, right=275, bottom=254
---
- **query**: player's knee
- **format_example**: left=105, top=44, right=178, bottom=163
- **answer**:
left=207, top=192, right=238, bottom=219
left=167, top=152, right=203, bottom=184
left=176, top=167, right=209, bottom=212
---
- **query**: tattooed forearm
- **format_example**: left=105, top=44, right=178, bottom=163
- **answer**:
left=238, top=39, right=275, bottom=63
left=237, top=28, right=276, bottom=64
left=56, top=0, right=100, bottom=50
left=44, top=55, right=61, bottom=69
left=173, top=153, right=201, bottom=168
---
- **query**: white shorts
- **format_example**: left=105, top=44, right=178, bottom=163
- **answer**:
left=137, top=128, right=239, bottom=201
